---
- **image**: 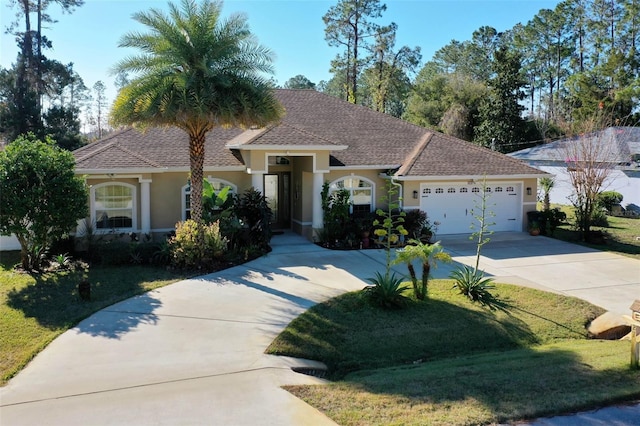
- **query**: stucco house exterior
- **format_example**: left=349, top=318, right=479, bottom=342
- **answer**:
left=509, top=127, right=640, bottom=210
left=70, top=89, right=545, bottom=241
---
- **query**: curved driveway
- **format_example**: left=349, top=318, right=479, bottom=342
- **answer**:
left=1, top=232, right=638, bottom=425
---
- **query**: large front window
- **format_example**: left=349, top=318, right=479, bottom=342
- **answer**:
left=92, top=183, right=136, bottom=229
left=182, top=178, right=237, bottom=220
left=329, top=176, right=374, bottom=216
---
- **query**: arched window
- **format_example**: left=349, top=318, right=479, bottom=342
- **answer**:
left=435, top=187, right=444, bottom=194
left=92, top=183, right=136, bottom=230
left=460, top=187, right=468, bottom=193
left=447, top=188, right=456, bottom=193
left=182, top=178, right=237, bottom=220
left=329, top=176, right=374, bottom=216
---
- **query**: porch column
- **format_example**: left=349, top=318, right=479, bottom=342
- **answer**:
left=312, top=171, right=325, bottom=231
left=140, top=179, right=151, bottom=235
left=251, top=172, right=264, bottom=194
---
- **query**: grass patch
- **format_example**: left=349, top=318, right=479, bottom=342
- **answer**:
left=0, top=250, right=187, bottom=385
left=285, top=340, right=639, bottom=426
left=266, top=280, right=604, bottom=379
left=267, top=280, right=640, bottom=424
left=545, top=203, right=640, bottom=259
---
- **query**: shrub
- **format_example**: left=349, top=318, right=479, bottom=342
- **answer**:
left=590, top=209, right=609, bottom=227
left=363, top=272, right=409, bottom=309
left=0, top=134, right=88, bottom=270
left=597, top=191, right=623, bottom=212
left=320, top=182, right=351, bottom=245
left=540, top=208, right=567, bottom=236
left=169, top=220, right=227, bottom=269
left=403, top=209, right=428, bottom=239
left=450, top=265, right=497, bottom=306
left=235, top=188, right=272, bottom=250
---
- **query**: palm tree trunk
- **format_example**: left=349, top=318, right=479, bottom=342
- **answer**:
left=188, top=131, right=206, bottom=227
left=419, top=262, right=431, bottom=300
left=407, top=263, right=418, bottom=295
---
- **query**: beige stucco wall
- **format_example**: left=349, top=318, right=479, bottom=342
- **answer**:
left=81, top=168, right=540, bottom=236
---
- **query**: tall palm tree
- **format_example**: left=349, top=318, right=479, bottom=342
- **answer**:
left=110, top=0, right=283, bottom=226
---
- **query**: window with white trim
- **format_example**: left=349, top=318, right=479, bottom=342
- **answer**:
left=92, top=183, right=136, bottom=230
left=182, top=178, right=237, bottom=220
left=495, top=186, right=503, bottom=192
left=329, top=176, right=374, bottom=216
left=460, top=187, right=468, bottom=193
left=506, top=186, right=514, bottom=192
left=423, top=188, right=431, bottom=194
left=447, top=188, right=456, bottom=193
left=472, top=187, right=480, bottom=193
left=435, top=187, right=444, bottom=194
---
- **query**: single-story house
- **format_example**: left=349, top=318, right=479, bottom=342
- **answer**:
left=509, top=127, right=640, bottom=210
left=69, top=89, right=544, bottom=241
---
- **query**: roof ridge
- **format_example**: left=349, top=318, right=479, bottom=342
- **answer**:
left=279, top=122, right=343, bottom=146
left=115, top=143, right=165, bottom=169
left=396, top=131, right=434, bottom=176
left=76, top=139, right=164, bottom=169
left=75, top=140, right=119, bottom=163
left=72, top=127, right=134, bottom=155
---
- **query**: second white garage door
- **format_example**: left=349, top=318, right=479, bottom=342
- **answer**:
left=419, top=183, right=522, bottom=234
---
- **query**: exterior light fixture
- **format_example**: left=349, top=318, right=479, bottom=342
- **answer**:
left=526, top=187, right=532, bottom=195
left=413, top=190, right=419, bottom=199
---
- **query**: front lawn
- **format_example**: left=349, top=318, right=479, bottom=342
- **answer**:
left=0, top=251, right=187, bottom=385
left=267, top=280, right=640, bottom=425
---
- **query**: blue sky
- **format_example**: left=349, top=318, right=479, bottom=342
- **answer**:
left=1, top=0, right=560, bottom=103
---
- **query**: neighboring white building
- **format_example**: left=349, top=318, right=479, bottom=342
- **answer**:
left=510, top=127, right=640, bottom=209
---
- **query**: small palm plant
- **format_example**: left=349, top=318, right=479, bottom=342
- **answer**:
left=539, top=176, right=555, bottom=211
left=393, top=240, right=452, bottom=300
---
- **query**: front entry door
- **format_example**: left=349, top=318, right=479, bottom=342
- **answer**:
left=264, top=172, right=291, bottom=229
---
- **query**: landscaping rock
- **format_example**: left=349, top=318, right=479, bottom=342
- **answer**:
left=588, top=312, right=631, bottom=340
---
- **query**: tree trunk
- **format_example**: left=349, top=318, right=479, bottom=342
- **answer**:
left=419, top=262, right=431, bottom=300
left=188, top=130, right=207, bottom=228
left=407, top=263, right=418, bottom=295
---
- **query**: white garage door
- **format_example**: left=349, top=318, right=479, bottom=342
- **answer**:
left=420, top=183, right=522, bottom=234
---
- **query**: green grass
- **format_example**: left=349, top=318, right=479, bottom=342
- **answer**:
left=0, top=251, right=187, bottom=385
left=267, top=280, right=640, bottom=425
left=546, top=203, right=640, bottom=259
left=285, top=340, right=639, bottom=426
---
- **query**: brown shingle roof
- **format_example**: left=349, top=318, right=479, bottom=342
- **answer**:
left=399, top=132, right=547, bottom=177
left=74, top=89, right=543, bottom=177
left=74, top=126, right=245, bottom=170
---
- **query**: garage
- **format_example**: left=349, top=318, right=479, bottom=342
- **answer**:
left=420, top=183, right=522, bottom=234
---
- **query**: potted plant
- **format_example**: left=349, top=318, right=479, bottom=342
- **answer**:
left=529, top=221, right=541, bottom=236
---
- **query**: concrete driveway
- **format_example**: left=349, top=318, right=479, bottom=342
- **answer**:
left=439, top=232, right=640, bottom=315
left=1, top=232, right=638, bottom=425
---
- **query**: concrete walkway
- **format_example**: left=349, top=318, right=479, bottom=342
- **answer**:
left=1, top=232, right=639, bottom=425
